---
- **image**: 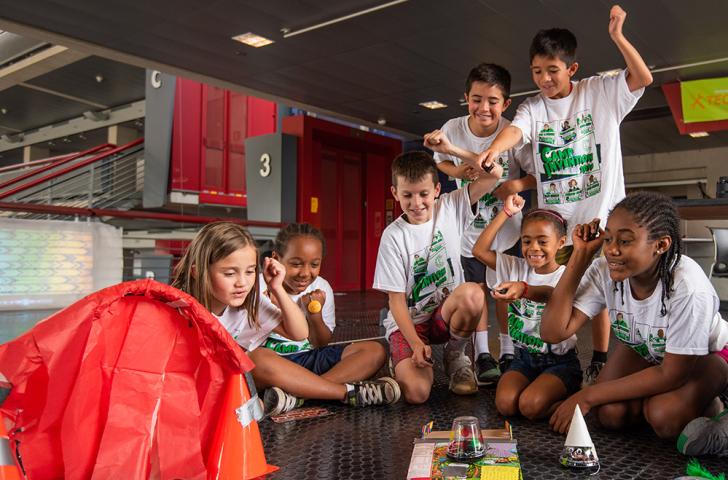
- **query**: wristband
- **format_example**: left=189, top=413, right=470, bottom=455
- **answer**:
left=503, top=208, right=513, bottom=217
left=521, top=281, right=529, bottom=298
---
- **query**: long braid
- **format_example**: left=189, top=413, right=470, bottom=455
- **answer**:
left=611, top=191, right=682, bottom=316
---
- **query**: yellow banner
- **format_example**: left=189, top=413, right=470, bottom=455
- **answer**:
left=681, top=78, right=728, bottom=123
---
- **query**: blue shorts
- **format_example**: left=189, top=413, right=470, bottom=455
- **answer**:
left=285, top=344, right=346, bottom=375
left=507, top=347, right=583, bottom=395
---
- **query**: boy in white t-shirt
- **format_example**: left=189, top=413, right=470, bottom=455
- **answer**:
left=433, top=63, right=536, bottom=386
left=373, top=150, right=502, bottom=404
left=475, top=5, right=654, bottom=384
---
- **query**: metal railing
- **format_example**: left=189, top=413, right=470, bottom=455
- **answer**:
left=0, top=139, right=144, bottom=220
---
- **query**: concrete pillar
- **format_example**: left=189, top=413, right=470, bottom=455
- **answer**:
left=107, top=125, right=139, bottom=146
left=23, top=145, right=50, bottom=163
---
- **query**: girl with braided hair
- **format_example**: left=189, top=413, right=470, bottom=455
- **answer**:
left=541, top=191, right=728, bottom=447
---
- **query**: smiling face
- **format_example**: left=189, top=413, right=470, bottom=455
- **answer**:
left=273, top=235, right=323, bottom=295
left=602, top=208, right=671, bottom=285
left=391, top=174, right=440, bottom=225
left=208, top=245, right=258, bottom=315
left=530, top=54, right=578, bottom=99
left=520, top=218, right=565, bottom=273
left=465, top=81, right=511, bottom=137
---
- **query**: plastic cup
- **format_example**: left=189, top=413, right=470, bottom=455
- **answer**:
left=447, top=416, right=485, bottom=461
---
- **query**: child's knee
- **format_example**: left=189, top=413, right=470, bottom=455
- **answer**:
left=595, top=402, right=631, bottom=430
left=518, top=390, right=550, bottom=420
left=455, top=283, right=485, bottom=316
left=403, top=383, right=431, bottom=404
left=644, top=401, right=683, bottom=439
left=495, top=390, right=520, bottom=417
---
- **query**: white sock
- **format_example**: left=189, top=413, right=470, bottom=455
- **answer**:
left=499, top=333, right=515, bottom=357
left=473, top=331, right=489, bottom=356
left=447, top=333, right=469, bottom=353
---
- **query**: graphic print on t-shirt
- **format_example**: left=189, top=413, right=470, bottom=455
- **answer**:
left=610, top=309, right=667, bottom=363
left=458, top=153, right=511, bottom=233
left=407, top=229, right=456, bottom=317
left=537, top=111, right=602, bottom=206
left=507, top=298, right=550, bottom=353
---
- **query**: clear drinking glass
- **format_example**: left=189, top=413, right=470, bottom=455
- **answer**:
left=447, top=416, right=485, bottom=461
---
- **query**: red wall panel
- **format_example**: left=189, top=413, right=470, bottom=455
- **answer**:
left=170, top=78, right=202, bottom=191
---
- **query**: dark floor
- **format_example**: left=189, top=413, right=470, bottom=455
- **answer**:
left=2, top=294, right=725, bottom=479
left=258, top=291, right=727, bottom=480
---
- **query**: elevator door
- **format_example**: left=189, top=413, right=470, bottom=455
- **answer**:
left=319, top=145, right=363, bottom=291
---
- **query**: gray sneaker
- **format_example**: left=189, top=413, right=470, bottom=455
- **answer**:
left=444, top=349, right=478, bottom=395
left=677, top=409, right=728, bottom=457
left=344, top=376, right=401, bottom=407
left=263, top=387, right=304, bottom=416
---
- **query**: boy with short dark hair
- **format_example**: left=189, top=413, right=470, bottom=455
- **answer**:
left=374, top=150, right=502, bottom=404
left=433, top=62, right=536, bottom=386
left=475, top=5, right=653, bottom=384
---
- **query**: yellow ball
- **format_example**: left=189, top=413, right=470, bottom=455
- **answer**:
left=307, top=300, right=322, bottom=314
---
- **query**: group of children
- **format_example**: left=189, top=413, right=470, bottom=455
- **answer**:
left=168, top=5, right=728, bottom=458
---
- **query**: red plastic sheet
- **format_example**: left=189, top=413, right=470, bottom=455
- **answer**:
left=0, top=279, right=254, bottom=479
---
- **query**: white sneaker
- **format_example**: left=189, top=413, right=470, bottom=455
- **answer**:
left=263, top=387, right=304, bottom=416
left=444, top=349, right=478, bottom=395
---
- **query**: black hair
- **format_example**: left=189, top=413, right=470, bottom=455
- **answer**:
left=529, top=28, right=578, bottom=66
left=522, top=208, right=567, bottom=238
left=465, top=63, right=512, bottom=100
left=391, top=151, right=439, bottom=187
left=273, top=223, right=327, bottom=258
left=610, top=191, right=682, bottom=316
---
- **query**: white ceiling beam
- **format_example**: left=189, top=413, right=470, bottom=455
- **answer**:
left=0, top=44, right=88, bottom=91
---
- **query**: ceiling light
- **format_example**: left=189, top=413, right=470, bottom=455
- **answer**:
left=83, top=110, right=110, bottom=122
left=95, top=74, right=104, bottom=83
left=689, top=131, right=710, bottom=138
left=377, top=117, right=386, bottom=126
left=231, top=32, right=274, bottom=48
left=597, top=69, right=621, bottom=77
left=419, top=101, right=447, bottom=110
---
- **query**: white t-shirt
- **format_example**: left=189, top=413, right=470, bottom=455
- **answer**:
left=574, top=256, right=728, bottom=364
left=373, top=187, right=474, bottom=339
left=489, top=253, right=576, bottom=355
left=213, top=293, right=282, bottom=351
left=511, top=70, right=644, bottom=245
left=259, top=275, right=336, bottom=356
left=434, top=116, right=534, bottom=255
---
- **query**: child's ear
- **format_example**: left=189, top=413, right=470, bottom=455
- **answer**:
left=503, top=98, right=512, bottom=111
left=191, top=264, right=197, bottom=277
left=271, top=251, right=281, bottom=261
left=390, top=185, right=398, bottom=200
left=567, top=62, right=579, bottom=77
left=655, top=236, right=672, bottom=255
left=558, top=235, right=567, bottom=249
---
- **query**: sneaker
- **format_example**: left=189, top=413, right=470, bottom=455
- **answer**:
left=583, top=361, right=605, bottom=386
left=445, top=349, right=478, bottom=394
left=475, top=352, right=501, bottom=386
left=345, top=376, right=401, bottom=407
left=677, top=409, right=728, bottom=457
left=498, top=353, right=515, bottom=374
left=263, top=387, right=304, bottom=416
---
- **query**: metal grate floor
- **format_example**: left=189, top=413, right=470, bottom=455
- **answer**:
left=258, top=291, right=727, bottom=479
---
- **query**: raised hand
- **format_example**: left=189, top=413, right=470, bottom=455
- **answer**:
left=504, top=194, right=525, bottom=216
left=608, top=4, right=626, bottom=39
left=423, top=129, right=453, bottom=155
left=263, top=256, right=286, bottom=291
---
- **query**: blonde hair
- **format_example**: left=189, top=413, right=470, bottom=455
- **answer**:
left=171, top=222, right=260, bottom=327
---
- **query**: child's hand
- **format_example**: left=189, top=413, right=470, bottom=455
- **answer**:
left=492, top=180, right=517, bottom=201
left=423, top=130, right=453, bottom=154
left=550, top=391, right=592, bottom=434
left=572, top=219, right=604, bottom=256
left=504, top=194, right=525, bottom=216
left=477, top=147, right=500, bottom=172
left=492, top=281, right=527, bottom=302
left=301, top=289, right=326, bottom=313
left=411, top=342, right=434, bottom=368
left=481, top=159, right=503, bottom=180
left=263, top=257, right=286, bottom=291
left=608, top=5, right=626, bottom=40
left=456, top=163, right=480, bottom=181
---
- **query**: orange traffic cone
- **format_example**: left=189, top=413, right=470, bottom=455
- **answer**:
left=207, top=372, right=278, bottom=479
left=0, top=415, right=22, bottom=480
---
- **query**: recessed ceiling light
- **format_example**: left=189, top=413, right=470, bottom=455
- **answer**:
left=231, top=32, right=274, bottom=48
left=689, top=131, right=710, bottom=138
left=419, top=100, right=447, bottom=110
left=95, top=74, right=104, bottom=83
left=597, top=69, right=621, bottom=77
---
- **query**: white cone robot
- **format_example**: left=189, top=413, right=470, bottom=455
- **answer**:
left=559, top=405, right=600, bottom=470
